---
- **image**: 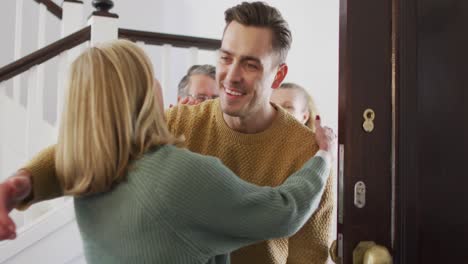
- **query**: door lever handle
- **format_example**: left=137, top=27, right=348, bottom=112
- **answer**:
left=329, top=240, right=341, bottom=263
left=353, top=241, right=392, bottom=264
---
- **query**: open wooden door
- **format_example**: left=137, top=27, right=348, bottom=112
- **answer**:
left=395, top=0, right=468, bottom=263
left=337, top=0, right=393, bottom=262
left=337, top=0, right=468, bottom=263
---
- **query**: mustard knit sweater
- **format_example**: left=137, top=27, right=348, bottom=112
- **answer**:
left=22, top=99, right=333, bottom=264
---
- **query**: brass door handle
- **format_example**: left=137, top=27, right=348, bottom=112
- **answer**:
left=353, top=241, right=392, bottom=264
left=329, top=240, right=341, bottom=263
left=329, top=240, right=392, bottom=264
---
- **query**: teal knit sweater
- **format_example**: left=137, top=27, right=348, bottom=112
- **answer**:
left=74, top=145, right=330, bottom=264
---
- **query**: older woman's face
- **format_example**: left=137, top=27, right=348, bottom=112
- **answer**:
left=270, top=88, right=309, bottom=124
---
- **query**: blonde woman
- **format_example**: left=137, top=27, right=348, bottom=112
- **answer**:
left=271, top=82, right=319, bottom=131
left=0, top=40, right=335, bottom=264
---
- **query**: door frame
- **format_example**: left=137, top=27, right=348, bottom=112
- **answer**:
left=394, top=0, right=419, bottom=262
left=337, top=0, right=394, bottom=262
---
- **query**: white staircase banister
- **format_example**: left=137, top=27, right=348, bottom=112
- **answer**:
left=56, top=0, right=85, bottom=135
left=12, top=0, right=24, bottom=102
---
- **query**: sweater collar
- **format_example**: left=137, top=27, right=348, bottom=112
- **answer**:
left=213, top=99, right=291, bottom=145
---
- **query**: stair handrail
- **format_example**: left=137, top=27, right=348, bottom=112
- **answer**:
left=118, top=28, right=221, bottom=50
left=0, top=26, right=221, bottom=84
left=0, top=26, right=91, bottom=83
left=32, top=0, right=64, bottom=19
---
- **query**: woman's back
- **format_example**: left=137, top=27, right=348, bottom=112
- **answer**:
left=75, top=144, right=330, bottom=264
left=75, top=145, right=206, bottom=263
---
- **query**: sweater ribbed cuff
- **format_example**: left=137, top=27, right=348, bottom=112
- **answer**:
left=315, top=150, right=332, bottom=170
left=16, top=145, right=61, bottom=210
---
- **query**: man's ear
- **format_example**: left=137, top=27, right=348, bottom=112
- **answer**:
left=272, top=64, right=288, bottom=89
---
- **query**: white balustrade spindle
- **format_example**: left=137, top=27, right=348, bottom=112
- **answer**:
left=56, top=0, right=85, bottom=135
left=13, top=0, right=24, bottom=102
left=23, top=3, right=53, bottom=223
left=24, top=67, right=52, bottom=223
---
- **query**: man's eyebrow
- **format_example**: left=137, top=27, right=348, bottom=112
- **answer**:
left=218, top=49, right=261, bottom=64
left=241, top=56, right=261, bottom=64
left=218, top=49, right=232, bottom=55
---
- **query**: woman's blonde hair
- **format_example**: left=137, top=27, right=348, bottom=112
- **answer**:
left=279, top=83, right=319, bottom=131
left=56, top=39, right=182, bottom=196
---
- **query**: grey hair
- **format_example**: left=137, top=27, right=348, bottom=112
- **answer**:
left=177, top=64, right=216, bottom=97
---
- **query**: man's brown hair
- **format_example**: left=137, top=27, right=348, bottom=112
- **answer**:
left=224, top=1, right=292, bottom=64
